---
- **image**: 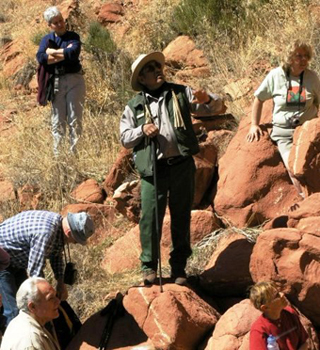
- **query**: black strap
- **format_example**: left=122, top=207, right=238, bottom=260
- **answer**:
left=61, top=227, right=72, bottom=265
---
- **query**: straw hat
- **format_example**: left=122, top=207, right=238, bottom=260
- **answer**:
left=130, top=52, right=165, bottom=91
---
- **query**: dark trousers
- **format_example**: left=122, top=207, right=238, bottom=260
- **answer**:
left=0, top=266, right=28, bottom=326
left=139, top=156, right=195, bottom=275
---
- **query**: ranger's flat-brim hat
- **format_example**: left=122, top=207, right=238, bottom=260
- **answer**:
left=130, top=52, right=165, bottom=91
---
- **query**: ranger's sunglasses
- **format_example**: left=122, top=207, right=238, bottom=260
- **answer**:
left=142, top=61, right=162, bottom=73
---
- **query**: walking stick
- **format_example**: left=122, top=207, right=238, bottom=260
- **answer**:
left=151, top=137, right=163, bottom=293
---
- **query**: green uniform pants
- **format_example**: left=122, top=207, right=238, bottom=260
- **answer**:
left=139, top=156, right=195, bottom=276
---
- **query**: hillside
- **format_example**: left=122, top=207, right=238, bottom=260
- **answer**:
left=1, top=0, right=320, bottom=349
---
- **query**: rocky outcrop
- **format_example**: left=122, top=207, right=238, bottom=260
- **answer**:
left=123, top=284, right=220, bottom=350
left=101, top=210, right=220, bottom=274
left=250, top=223, right=320, bottom=328
left=98, top=3, right=125, bottom=24
left=200, top=233, right=254, bottom=297
left=71, top=179, right=106, bottom=204
left=214, top=117, right=300, bottom=227
left=163, top=36, right=210, bottom=85
left=289, top=118, right=320, bottom=196
left=204, top=299, right=261, bottom=350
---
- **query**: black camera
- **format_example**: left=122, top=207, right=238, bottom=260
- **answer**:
left=288, top=114, right=300, bottom=128
left=64, top=262, right=78, bottom=286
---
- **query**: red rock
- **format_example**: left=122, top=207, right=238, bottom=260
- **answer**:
left=214, top=117, right=300, bottom=227
left=102, top=210, right=221, bottom=274
left=123, top=284, right=220, bottom=350
left=103, top=147, right=133, bottom=194
left=59, top=0, right=79, bottom=21
left=0, top=180, right=15, bottom=202
left=250, top=228, right=320, bottom=327
left=71, top=179, right=105, bottom=204
left=200, top=233, right=254, bottom=296
left=101, top=225, right=140, bottom=273
left=66, top=299, right=149, bottom=350
left=163, top=36, right=209, bottom=69
left=98, top=3, right=124, bottom=24
left=289, top=118, right=320, bottom=195
left=193, top=154, right=216, bottom=207
left=113, top=180, right=140, bottom=223
left=0, top=40, right=26, bottom=78
left=17, top=184, right=41, bottom=210
left=204, top=299, right=261, bottom=350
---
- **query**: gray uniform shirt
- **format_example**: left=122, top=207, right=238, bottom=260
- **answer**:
left=120, top=85, right=223, bottom=159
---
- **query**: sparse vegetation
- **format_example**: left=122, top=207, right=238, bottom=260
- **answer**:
left=0, top=0, right=318, bottom=321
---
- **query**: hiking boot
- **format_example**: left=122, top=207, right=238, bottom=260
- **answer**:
left=143, top=270, right=157, bottom=285
left=174, top=276, right=187, bottom=286
left=171, top=270, right=187, bottom=286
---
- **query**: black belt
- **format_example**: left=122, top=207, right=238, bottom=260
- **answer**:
left=157, top=156, right=189, bottom=166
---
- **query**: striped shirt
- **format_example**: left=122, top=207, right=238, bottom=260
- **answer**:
left=0, top=210, right=65, bottom=279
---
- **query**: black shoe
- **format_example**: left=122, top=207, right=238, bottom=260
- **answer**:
left=143, top=270, right=157, bottom=285
left=171, top=269, right=187, bottom=286
left=174, top=276, right=187, bottom=286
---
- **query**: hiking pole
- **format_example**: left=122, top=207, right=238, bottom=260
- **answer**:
left=151, top=137, right=163, bottom=293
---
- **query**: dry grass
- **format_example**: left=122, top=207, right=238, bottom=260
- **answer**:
left=0, top=0, right=318, bottom=322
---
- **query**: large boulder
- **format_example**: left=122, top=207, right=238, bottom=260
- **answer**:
left=250, top=227, right=320, bottom=327
left=71, top=179, right=106, bottom=204
left=287, top=193, right=320, bottom=233
left=289, top=118, right=320, bottom=195
left=204, top=299, right=261, bottom=350
left=200, top=233, right=254, bottom=297
left=66, top=299, right=149, bottom=350
left=123, top=284, right=220, bottom=350
left=214, top=117, right=300, bottom=227
left=102, top=210, right=220, bottom=274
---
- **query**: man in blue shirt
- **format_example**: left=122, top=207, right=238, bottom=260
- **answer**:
left=36, top=6, right=85, bottom=155
left=0, top=210, right=94, bottom=325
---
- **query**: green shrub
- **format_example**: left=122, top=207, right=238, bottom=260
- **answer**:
left=85, top=21, right=117, bottom=54
left=31, top=30, right=49, bottom=46
left=172, top=0, right=246, bottom=38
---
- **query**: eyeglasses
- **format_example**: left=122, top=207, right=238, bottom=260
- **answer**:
left=142, top=61, right=162, bottom=73
left=294, top=54, right=310, bottom=60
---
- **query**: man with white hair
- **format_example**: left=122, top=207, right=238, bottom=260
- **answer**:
left=120, top=52, right=226, bottom=286
left=1, top=277, right=61, bottom=350
left=0, top=210, right=94, bottom=325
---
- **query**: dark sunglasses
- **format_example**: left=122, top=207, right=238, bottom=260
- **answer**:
left=142, top=61, right=162, bottom=73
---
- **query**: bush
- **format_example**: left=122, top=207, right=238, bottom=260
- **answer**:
left=85, top=21, right=117, bottom=54
left=31, top=30, right=49, bottom=46
left=172, top=0, right=246, bottom=38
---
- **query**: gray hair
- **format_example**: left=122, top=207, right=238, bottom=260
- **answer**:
left=43, top=6, right=61, bottom=24
left=282, top=40, right=313, bottom=71
left=16, top=277, right=46, bottom=312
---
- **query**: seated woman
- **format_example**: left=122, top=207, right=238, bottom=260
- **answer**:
left=249, top=281, right=308, bottom=350
left=246, top=40, right=320, bottom=198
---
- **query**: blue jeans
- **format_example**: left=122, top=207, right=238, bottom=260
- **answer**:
left=0, top=267, right=27, bottom=325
